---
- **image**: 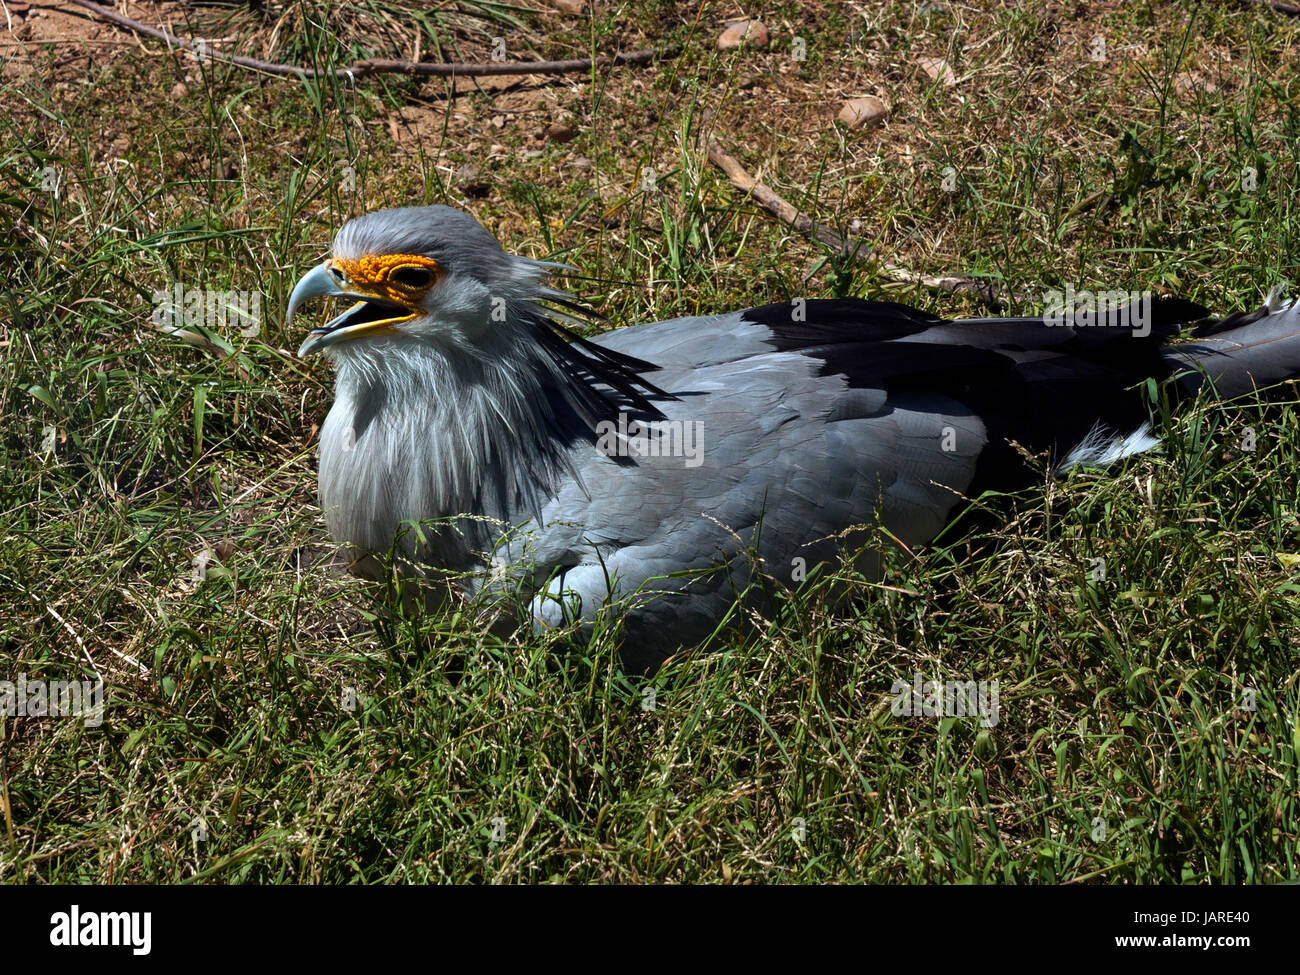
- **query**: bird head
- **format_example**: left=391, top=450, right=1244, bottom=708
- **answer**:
left=289, top=204, right=670, bottom=447
left=289, top=205, right=551, bottom=358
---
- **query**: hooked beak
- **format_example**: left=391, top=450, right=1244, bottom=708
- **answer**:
left=289, top=262, right=418, bottom=356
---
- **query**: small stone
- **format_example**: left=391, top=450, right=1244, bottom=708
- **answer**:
left=546, top=121, right=579, bottom=143
left=213, top=538, right=238, bottom=561
left=171, top=82, right=188, bottom=99
left=918, top=56, right=957, bottom=86
left=491, top=114, right=506, bottom=129
left=571, top=156, right=592, bottom=170
left=837, top=96, right=888, bottom=128
left=718, top=20, right=769, bottom=50
left=550, top=0, right=587, bottom=12
left=457, top=164, right=489, bottom=198
left=739, top=75, right=758, bottom=90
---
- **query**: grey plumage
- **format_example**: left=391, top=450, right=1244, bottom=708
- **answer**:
left=290, top=205, right=1300, bottom=673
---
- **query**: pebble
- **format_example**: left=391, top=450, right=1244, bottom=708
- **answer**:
left=546, top=121, right=579, bottom=143
left=837, top=96, right=888, bottom=128
left=718, top=20, right=769, bottom=50
left=918, top=56, right=957, bottom=86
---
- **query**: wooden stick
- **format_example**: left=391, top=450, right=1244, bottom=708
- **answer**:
left=351, top=49, right=677, bottom=78
left=66, top=0, right=678, bottom=80
left=706, top=141, right=1008, bottom=311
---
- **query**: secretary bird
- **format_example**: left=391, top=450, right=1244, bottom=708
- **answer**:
left=288, top=205, right=1300, bottom=673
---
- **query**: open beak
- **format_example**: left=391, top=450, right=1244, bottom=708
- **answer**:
left=289, top=262, right=418, bottom=356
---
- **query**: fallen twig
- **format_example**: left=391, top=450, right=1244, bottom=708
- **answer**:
left=67, top=0, right=678, bottom=80
left=706, top=141, right=1010, bottom=311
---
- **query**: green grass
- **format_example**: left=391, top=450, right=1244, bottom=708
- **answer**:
left=0, top=0, right=1298, bottom=882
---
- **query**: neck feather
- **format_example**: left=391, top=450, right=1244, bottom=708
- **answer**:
left=317, top=300, right=669, bottom=568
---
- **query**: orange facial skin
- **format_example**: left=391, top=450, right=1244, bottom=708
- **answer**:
left=329, top=254, right=442, bottom=305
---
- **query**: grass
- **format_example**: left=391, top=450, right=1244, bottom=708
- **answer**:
left=0, top=0, right=1298, bottom=883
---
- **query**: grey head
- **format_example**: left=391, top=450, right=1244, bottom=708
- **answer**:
left=332, top=205, right=526, bottom=290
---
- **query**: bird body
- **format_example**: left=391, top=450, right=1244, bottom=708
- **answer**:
left=290, top=206, right=1300, bottom=672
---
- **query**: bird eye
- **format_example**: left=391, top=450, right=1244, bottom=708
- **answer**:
left=329, top=265, right=346, bottom=284
left=391, top=266, right=433, bottom=289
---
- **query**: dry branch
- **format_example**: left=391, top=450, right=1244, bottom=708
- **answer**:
left=67, top=0, right=678, bottom=80
left=706, top=141, right=1009, bottom=311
